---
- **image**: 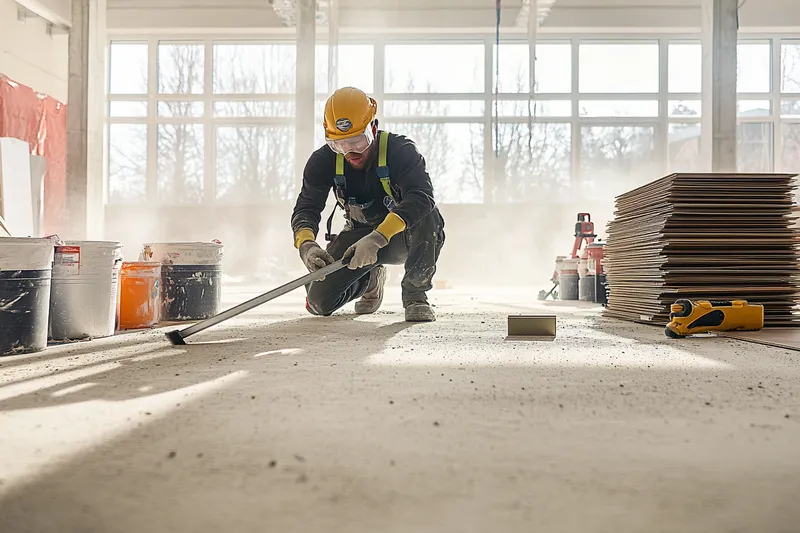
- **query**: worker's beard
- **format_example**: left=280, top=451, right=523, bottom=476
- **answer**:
left=345, top=144, right=377, bottom=170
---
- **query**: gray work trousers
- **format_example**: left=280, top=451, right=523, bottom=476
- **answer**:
left=305, top=209, right=445, bottom=316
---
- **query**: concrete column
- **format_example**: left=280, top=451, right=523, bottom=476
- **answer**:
left=66, top=0, right=106, bottom=239
left=66, top=0, right=89, bottom=239
left=327, top=0, right=339, bottom=94
left=704, top=0, right=739, bottom=173
left=295, top=0, right=316, bottom=190
left=701, top=0, right=714, bottom=171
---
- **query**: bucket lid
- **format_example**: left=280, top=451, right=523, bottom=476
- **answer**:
left=0, top=237, right=55, bottom=271
left=122, top=261, right=162, bottom=270
left=59, top=240, right=122, bottom=248
left=142, top=242, right=223, bottom=266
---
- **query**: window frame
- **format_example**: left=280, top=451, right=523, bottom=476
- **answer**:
left=105, top=33, right=797, bottom=206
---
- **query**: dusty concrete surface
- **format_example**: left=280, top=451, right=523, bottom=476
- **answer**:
left=0, top=283, right=799, bottom=533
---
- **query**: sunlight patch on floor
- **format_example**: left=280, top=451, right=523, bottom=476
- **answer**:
left=0, top=370, right=248, bottom=497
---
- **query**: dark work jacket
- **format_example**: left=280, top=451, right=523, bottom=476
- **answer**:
left=291, top=131, right=439, bottom=236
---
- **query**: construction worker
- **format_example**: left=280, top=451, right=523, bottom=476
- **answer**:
left=291, top=87, right=445, bottom=322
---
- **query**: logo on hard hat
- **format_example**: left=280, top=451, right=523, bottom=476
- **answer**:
left=336, top=118, right=352, bottom=132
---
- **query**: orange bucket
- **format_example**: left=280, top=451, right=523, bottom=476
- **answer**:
left=118, top=262, right=161, bottom=330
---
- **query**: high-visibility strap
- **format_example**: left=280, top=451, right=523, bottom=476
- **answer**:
left=378, top=131, right=389, bottom=168
left=335, top=153, right=345, bottom=176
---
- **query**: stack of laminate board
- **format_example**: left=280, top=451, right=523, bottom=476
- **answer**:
left=604, top=173, right=800, bottom=326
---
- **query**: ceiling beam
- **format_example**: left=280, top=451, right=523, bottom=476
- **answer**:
left=516, top=0, right=558, bottom=27
left=13, top=0, right=71, bottom=29
left=268, top=0, right=328, bottom=26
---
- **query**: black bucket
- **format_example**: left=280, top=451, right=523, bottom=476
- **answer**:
left=161, top=265, right=222, bottom=321
left=595, top=274, right=609, bottom=305
left=579, top=276, right=596, bottom=302
left=559, top=273, right=579, bottom=301
left=0, top=270, right=52, bottom=356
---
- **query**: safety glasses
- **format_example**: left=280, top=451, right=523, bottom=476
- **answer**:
left=326, top=126, right=375, bottom=155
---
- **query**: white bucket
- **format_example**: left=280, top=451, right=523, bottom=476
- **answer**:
left=141, top=242, right=223, bottom=266
left=0, top=237, right=55, bottom=271
left=49, top=240, right=123, bottom=341
left=556, top=257, right=580, bottom=276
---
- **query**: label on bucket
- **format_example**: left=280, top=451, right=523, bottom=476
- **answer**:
left=54, top=246, right=81, bottom=276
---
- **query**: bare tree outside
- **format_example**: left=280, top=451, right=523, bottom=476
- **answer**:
left=580, top=126, right=656, bottom=200
left=109, top=40, right=755, bottom=208
left=738, top=123, right=773, bottom=172
left=213, top=44, right=298, bottom=202
left=156, top=44, right=205, bottom=203
left=490, top=64, right=571, bottom=203
left=383, top=73, right=484, bottom=204
left=109, top=124, right=147, bottom=202
left=668, top=102, right=701, bottom=172
left=108, top=43, right=148, bottom=203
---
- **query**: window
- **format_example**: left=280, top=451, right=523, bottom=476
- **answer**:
left=783, top=123, right=800, bottom=173
left=315, top=44, right=374, bottom=94
left=578, top=101, right=659, bottom=118
left=781, top=43, right=800, bottom=94
left=383, top=100, right=484, bottom=117
left=738, top=100, right=771, bottom=117
left=579, top=43, right=659, bottom=93
left=213, top=43, right=295, bottom=94
left=109, top=43, right=148, bottom=94
left=108, top=124, right=147, bottom=203
left=493, top=100, right=571, bottom=118
left=216, top=126, right=296, bottom=202
left=495, top=43, right=572, bottom=94
left=213, top=101, right=295, bottom=117
left=157, top=125, right=204, bottom=203
left=781, top=100, right=800, bottom=118
left=738, top=42, right=771, bottom=93
left=109, top=101, right=147, bottom=118
left=580, top=126, right=657, bottom=196
left=112, top=36, right=793, bottom=207
left=158, top=43, right=204, bottom=94
left=385, top=44, right=484, bottom=93
left=491, top=123, right=571, bottom=202
left=668, top=43, right=702, bottom=94
left=669, top=101, right=702, bottom=118
left=385, top=122, right=483, bottom=203
left=737, top=123, right=773, bottom=172
left=668, top=123, right=702, bottom=172
left=157, top=101, right=204, bottom=118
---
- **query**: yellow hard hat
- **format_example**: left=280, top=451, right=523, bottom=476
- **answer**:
left=323, top=87, right=377, bottom=141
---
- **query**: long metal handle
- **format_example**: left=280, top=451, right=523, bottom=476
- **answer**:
left=178, top=259, right=349, bottom=338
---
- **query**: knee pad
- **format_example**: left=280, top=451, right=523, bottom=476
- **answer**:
left=305, top=297, right=334, bottom=317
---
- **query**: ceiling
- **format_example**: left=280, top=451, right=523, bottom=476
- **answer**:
left=100, top=0, right=800, bottom=32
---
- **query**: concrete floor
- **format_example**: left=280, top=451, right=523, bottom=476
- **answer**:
left=0, top=283, right=799, bottom=533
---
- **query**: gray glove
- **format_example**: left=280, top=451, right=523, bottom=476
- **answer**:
left=299, top=240, right=335, bottom=273
left=343, top=231, right=389, bottom=270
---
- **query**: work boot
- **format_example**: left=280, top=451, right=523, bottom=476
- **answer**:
left=404, top=301, right=436, bottom=322
left=354, top=266, right=386, bottom=315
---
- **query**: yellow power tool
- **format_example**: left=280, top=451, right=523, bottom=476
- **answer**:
left=665, top=299, right=764, bottom=338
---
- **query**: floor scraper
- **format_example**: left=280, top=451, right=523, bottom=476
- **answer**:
left=166, top=256, right=350, bottom=345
